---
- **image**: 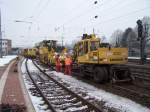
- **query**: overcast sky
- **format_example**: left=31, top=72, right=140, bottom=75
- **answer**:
left=0, top=0, right=150, bottom=47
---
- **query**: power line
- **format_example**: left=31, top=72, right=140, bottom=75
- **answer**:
left=62, top=6, right=150, bottom=31
left=62, top=0, right=90, bottom=18
left=92, top=6, right=150, bottom=27
left=56, top=0, right=116, bottom=29
left=60, top=0, right=139, bottom=29
left=30, top=0, right=42, bottom=18
left=74, top=0, right=139, bottom=28
left=29, top=0, right=52, bottom=33
left=98, top=0, right=138, bottom=16
left=55, top=0, right=100, bottom=30
left=35, top=0, right=51, bottom=20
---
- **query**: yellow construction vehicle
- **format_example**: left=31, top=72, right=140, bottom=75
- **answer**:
left=73, top=34, right=132, bottom=83
left=23, top=48, right=37, bottom=59
left=38, top=40, right=57, bottom=65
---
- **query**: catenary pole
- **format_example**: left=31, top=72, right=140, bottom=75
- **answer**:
left=0, top=9, right=2, bottom=58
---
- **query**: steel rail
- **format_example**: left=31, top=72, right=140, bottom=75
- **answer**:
left=32, top=60, right=103, bottom=112
left=132, top=73, right=150, bottom=81
left=25, top=59, right=57, bottom=112
left=112, top=84, right=150, bottom=98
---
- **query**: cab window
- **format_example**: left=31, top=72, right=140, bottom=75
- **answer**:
left=84, top=41, right=88, bottom=54
left=90, top=41, right=99, bottom=51
left=78, top=42, right=84, bottom=56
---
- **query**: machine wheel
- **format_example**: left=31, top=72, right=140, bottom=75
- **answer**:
left=80, top=66, right=85, bottom=78
left=110, top=78, right=116, bottom=84
left=102, top=67, right=109, bottom=82
left=94, top=67, right=105, bottom=83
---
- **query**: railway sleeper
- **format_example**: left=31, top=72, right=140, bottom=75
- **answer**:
left=53, top=102, right=86, bottom=111
left=52, top=101, right=81, bottom=108
left=47, top=95, right=72, bottom=100
left=50, top=98, right=78, bottom=105
left=65, top=107, right=90, bottom=112
left=62, top=105, right=89, bottom=112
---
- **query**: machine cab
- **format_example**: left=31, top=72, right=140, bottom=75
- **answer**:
left=74, top=34, right=100, bottom=63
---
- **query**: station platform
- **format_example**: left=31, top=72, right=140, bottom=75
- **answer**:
left=0, top=58, right=35, bottom=112
left=0, top=65, right=7, bottom=79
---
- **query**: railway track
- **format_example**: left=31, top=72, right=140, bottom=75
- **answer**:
left=128, top=66, right=150, bottom=82
left=112, top=83, right=150, bottom=99
left=25, top=59, right=103, bottom=112
left=33, top=59, right=150, bottom=107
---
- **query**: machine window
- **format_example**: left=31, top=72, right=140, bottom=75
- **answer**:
left=84, top=41, right=88, bottom=54
left=100, top=43, right=110, bottom=48
left=78, top=42, right=84, bottom=56
left=90, top=41, right=99, bottom=51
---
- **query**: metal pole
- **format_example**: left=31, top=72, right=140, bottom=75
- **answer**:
left=0, top=9, right=2, bottom=58
left=137, top=20, right=144, bottom=64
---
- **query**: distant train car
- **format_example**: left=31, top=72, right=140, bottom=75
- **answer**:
left=23, top=48, right=37, bottom=59
left=38, top=40, right=57, bottom=65
left=36, top=40, right=69, bottom=66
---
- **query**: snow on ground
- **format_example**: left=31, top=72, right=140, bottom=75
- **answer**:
left=47, top=71, right=150, bottom=112
left=21, top=59, right=51, bottom=112
left=128, top=57, right=150, bottom=60
left=0, top=55, right=17, bottom=66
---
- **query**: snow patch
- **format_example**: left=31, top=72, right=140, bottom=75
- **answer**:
left=48, top=71, right=150, bottom=112
left=0, top=55, right=17, bottom=66
left=21, top=59, right=51, bottom=112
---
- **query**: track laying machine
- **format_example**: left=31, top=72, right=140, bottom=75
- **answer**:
left=73, top=34, right=132, bottom=83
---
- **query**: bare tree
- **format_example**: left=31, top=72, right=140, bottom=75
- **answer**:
left=110, top=29, right=123, bottom=47
left=142, top=16, right=150, bottom=55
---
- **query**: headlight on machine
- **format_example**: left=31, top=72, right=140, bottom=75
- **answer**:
left=93, top=56, right=98, bottom=60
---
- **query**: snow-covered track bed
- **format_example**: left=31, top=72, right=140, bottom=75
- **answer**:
left=126, top=64, right=150, bottom=90
left=25, top=59, right=103, bottom=112
left=112, top=83, right=150, bottom=101
left=71, top=69, right=150, bottom=107
left=34, top=59, right=150, bottom=108
left=129, top=66, right=150, bottom=81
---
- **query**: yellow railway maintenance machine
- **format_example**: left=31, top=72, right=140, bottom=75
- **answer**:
left=23, top=48, right=37, bottom=59
left=38, top=40, right=56, bottom=65
left=73, top=34, right=132, bottom=83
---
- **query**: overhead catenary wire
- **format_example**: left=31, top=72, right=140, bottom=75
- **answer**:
left=94, top=6, right=150, bottom=27
left=62, top=6, right=150, bottom=32
left=30, top=0, right=42, bottom=18
left=70, top=0, right=141, bottom=28
left=56, top=0, right=140, bottom=32
left=55, top=0, right=114, bottom=30
left=59, top=0, right=139, bottom=29
left=28, top=0, right=52, bottom=35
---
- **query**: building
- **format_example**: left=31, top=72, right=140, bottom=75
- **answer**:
left=0, top=39, right=12, bottom=56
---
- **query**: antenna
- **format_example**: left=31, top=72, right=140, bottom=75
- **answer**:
left=93, top=28, right=95, bottom=34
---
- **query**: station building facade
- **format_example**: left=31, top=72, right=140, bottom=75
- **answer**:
left=0, top=39, right=12, bottom=56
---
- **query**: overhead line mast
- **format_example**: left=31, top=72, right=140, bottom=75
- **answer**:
left=0, top=9, right=2, bottom=58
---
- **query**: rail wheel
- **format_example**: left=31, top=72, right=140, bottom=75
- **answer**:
left=103, top=67, right=109, bottom=82
left=80, top=66, right=85, bottom=78
left=94, top=67, right=106, bottom=83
